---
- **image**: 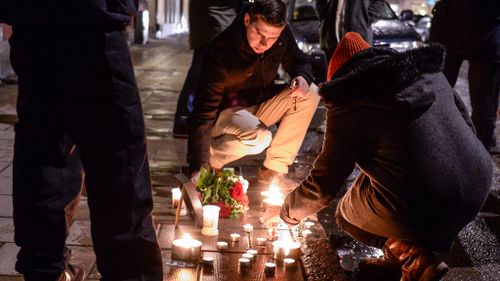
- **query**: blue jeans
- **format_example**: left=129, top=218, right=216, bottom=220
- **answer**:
left=10, top=29, right=163, bottom=281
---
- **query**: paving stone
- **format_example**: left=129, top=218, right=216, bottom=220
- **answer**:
left=0, top=243, right=20, bottom=276
left=0, top=217, right=14, bottom=242
left=0, top=130, right=14, bottom=140
left=0, top=276, right=23, bottom=281
left=66, top=220, right=92, bottom=246
left=0, top=176, right=12, bottom=195
left=73, top=198, right=90, bottom=221
left=0, top=195, right=12, bottom=217
left=0, top=164, right=11, bottom=178
left=66, top=245, right=96, bottom=277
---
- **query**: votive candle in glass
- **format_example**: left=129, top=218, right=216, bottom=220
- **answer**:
left=201, top=205, right=220, bottom=236
left=230, top=233, right=241, bottom=242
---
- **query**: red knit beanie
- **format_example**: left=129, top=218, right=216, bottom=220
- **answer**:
left=327, top=32, right=371, bottom=80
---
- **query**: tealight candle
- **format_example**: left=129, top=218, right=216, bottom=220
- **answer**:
left=239, top=257, right=251, bottom=274
left=284, top=258, right=296, bottom=270
left=230, top=233, right=241, bottom=242
left=216, top=241, right=228, bottom=250
left=242, top=253, right=254, bottom=261
left=247, top=249, right=258, bottom=256
left=272, top=240, right=301, bottom=260
left=257, top=237, right=267, bottom=246
left=243, top=224, right=253, bottom=233
left=172, top=234, right=203, bottom=260
left=171, top=187, right=182, bottom=208
left=201, top=205, right=220, bottom=236
left=264, top=262, right=276, bottom=277
left=202, top=256, right=214, bottom=266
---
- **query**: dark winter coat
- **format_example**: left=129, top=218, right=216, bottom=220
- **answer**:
left=430, top=0, right=500, bottom=61
left=280, top=45, right=492, bottom=241
left=187, top=6, right=313, bottom=172
left=189, top=0, right=241, bottom=49
left=0, top=0, right=137, bottom=31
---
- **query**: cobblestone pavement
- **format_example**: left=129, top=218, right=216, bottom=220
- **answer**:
left=0, top=35, right=499, bottom=280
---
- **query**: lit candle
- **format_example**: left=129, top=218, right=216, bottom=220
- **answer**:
left=216, top=241, right=228, bottom=250
left=284, top=258, right=296, bottom=270
left=264, top=262, right=276, bottom=277
left=263, top=196, right=284, bottom=207
left=230, top=233, right=241, bottom=242
left=171, top=187, right=182, bottom=208
left=239, top=257, right=251, bottom=274
left=201, top=205, right=220, bottom=236
left=272, top=240, right=301, bottom=260
left=243, top=224, right=253, bottom=233
left=257, top=237, right=267, bottom=246
left=172, top=234, right=203, bottom=260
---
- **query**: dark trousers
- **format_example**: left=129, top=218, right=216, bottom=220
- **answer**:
left=10, top=29, right=163, bottom=281
left=174, top=46, right=207, bottom=120
left=443, top=55, right=500, bottom=150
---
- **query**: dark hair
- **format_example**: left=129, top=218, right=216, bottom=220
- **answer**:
left=248, top=0, right=287, bottom=27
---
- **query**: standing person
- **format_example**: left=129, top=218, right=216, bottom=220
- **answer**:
left=3, top=1, right=163, bottom=280
left=430, top=0, right=500, bottom=153
left=173, top=0, right=242, bottom=137
left=316, top=0, right=385, bottom=65
left=188, top=0, right=320, bottom=187
left=265, top=32, right=492, bottom=281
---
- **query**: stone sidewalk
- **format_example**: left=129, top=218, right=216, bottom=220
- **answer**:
left=0, top=35, right=499, bottom=280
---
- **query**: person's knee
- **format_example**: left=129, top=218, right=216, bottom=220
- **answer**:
left=241, top=127, right=272, bottom=154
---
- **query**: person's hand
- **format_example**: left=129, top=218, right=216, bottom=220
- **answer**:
left=191, top=171, right=200, bottom=185
left=290, top=76, right=309, bottom=98
left=261, top=205, right=283, bottom=228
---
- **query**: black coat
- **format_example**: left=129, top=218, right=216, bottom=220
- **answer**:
left=1, top=0, right=137, bottom=31
left=281, top=45, right=492, bottom=241
left=187, top=7, right=313, bottom=172
left=430, top=0, right=500, bottom=61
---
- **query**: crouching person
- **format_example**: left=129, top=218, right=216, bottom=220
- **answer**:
left=270, top=32, right=492, bottom=281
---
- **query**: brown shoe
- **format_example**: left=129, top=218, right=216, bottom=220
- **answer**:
left=358, top=247, right=401, bottom=280
left=385, top=238, right=448, bottom=281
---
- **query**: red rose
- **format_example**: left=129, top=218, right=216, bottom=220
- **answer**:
left=230, top=182, right=244, bottom=200
left=214, top=201, right=232, bottom=218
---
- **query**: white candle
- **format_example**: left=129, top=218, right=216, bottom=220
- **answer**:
left=216, top=241, right=228, bottom=250
left=246, top=249, right=258, bottom=256
left=242, top=253, right=254, bottom=261
left=171, top=187, right=182, bottom=208
left=257, top=237, right=267, bottom=246
left=243, top=224, right=253, bottom=233
left=171, top=234, right=203, bottom=260
left=230, top=233, right=241, bottom=242
left=202, top=256, right=214, bottom=266
left=239, top=257, right=250, bottom=267
left=302, top=229, right=312, bottom=238
left=272, top=240, right=301, bottom=260
left=264, top=262, right=276, bottom=277
left=263, top=196, right=284, bottom=206
left=201, top=205, right=220, bottom=236
left=284, top=258, right=296, bottom=269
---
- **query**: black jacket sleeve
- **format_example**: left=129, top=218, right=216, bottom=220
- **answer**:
left=187, top=50, right=227, bottom=173
left=281, top=27, right=314, bottom=84
left=280, top=106, right=359, bottom=224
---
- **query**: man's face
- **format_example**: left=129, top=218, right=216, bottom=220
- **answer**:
left=244, top=13, right=285, bottom=54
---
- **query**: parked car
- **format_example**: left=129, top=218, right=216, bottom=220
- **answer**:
left=400, top=9, right=432, bottom=42
left=286, top=0, right=422, bottom=83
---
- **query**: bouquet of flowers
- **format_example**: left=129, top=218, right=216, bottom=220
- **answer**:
left=196, top=167, right=249, bottom=218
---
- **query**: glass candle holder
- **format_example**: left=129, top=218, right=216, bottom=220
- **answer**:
left=171, top=187, right=182, bottom=208
left=201, top=205, right=220, bottom=236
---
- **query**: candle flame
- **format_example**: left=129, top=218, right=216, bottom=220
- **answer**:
left=182, top=233, right=191, bottom=240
